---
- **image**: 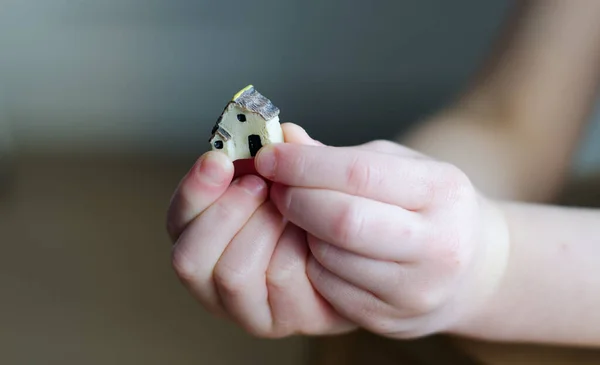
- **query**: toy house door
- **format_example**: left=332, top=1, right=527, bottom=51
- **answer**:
left=248, top=135, right=262, bottom=157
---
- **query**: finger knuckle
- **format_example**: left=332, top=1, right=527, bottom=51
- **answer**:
left=365, top=139, right=394, bottom=151
left=403, top=289, right=443, bottom=315
left=211, top=199, right=238, bottom=222
left=432, top=163, right=472, bottom=204
left=213, top=264, right=248, bottom=297
left=171, top=245, right=198, bottom=283
left=265, top=266, right=296, bottom=295
left=332, top=201, right=363, bottom=247
left=346, top=155, right=373, bottom=194
left=411, top=166, right=438, bottom=207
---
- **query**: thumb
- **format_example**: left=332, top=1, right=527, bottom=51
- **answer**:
left=234, top=123, right=323, bottom=179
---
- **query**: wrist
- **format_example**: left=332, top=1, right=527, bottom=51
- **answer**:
left=446, top=195, right=512, bottom=336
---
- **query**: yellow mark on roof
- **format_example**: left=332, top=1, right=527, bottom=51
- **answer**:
left=232, top=85, right=254, bottom=101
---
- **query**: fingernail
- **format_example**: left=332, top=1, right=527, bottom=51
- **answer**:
left=255, top=146, right=277, bottom=178
left=233, top=175, right=266, bottom=195
left=197, top=152, right=232, bottom=185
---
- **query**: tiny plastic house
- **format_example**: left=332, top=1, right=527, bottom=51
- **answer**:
left=209, top=85, right=284, bottom=161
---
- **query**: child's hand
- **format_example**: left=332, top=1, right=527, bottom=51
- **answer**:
left=167, top=125, right=509, bottom=339
left=250, top=138, right=510, bottom=339
left=166, top=123, right=356, bottom=337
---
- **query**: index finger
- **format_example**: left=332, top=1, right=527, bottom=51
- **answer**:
left=166, top=151, right=234, bottom=242
left=254, top=144, right=445, bottom=210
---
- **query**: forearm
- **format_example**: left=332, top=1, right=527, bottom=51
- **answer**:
left=402, top=1, right=600, bottom=202
left=455, top=202, right=600, bottom=347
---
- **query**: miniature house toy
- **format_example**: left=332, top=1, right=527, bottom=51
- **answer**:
left=209, top=85, right=284, bottom=161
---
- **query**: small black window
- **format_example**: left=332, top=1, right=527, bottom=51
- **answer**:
left=237, top=114, right=247, bottom=122
left=214, top=140, right=224, bottom=149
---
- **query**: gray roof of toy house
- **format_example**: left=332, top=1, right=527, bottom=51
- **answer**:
left=231, top=86, right=280, bottom=121
left=209, top=86, right=280, bottom=141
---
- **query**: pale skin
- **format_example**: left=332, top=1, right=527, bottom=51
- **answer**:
left=167, top=0, right=600, bottom=348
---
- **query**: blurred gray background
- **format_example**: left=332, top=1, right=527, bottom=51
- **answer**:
left=1, top=0, right=512, bottom=155
left=2, top=0, right=599, bottom=175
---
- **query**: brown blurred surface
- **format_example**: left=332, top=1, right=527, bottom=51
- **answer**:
left=315, top=332, right=600, bottom=365
left=451, top=338, right=600, bottom=365
left=0, top=153, right=310, bottom=365
left=313, top=331, right=481, bottom=365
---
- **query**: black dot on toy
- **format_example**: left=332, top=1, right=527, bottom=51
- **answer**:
left=237, top=114, right=247, bottom=122
left=214, top=140, right=224, bottom=149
